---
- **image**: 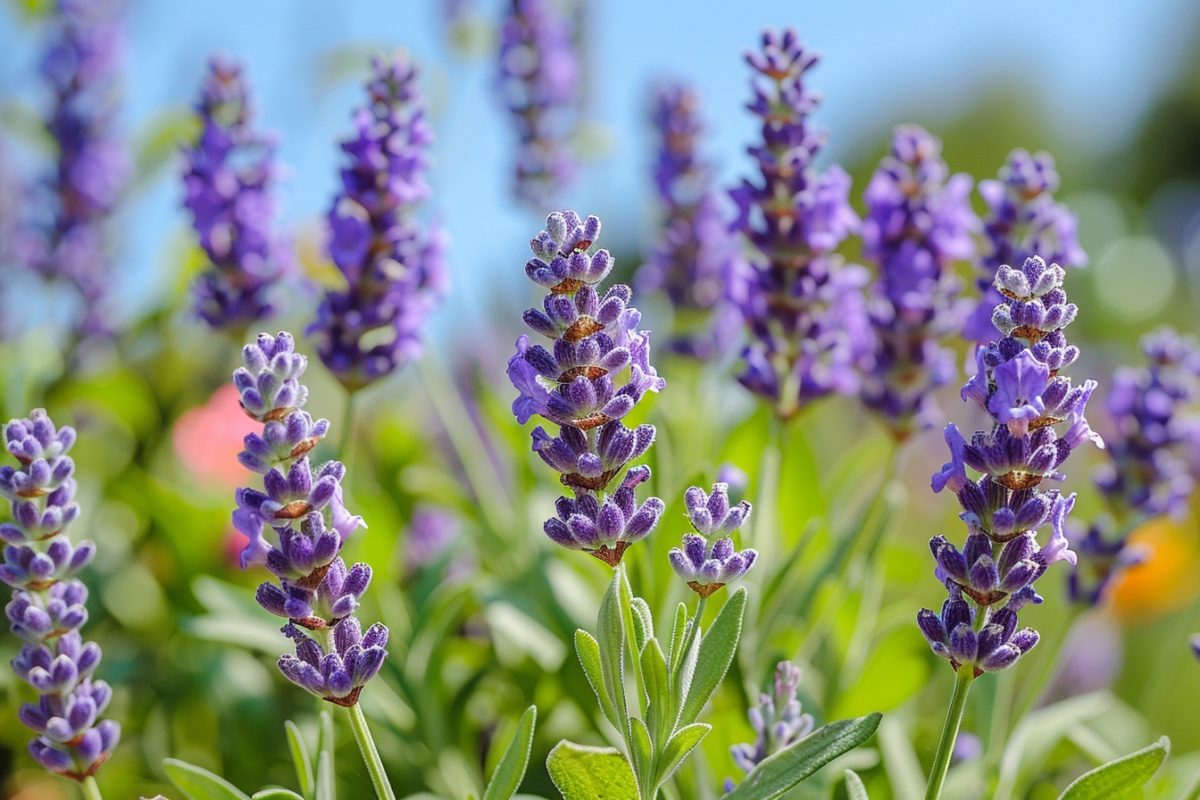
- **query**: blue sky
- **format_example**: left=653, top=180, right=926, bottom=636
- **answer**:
left=2, top=0, right=1197, bottom=329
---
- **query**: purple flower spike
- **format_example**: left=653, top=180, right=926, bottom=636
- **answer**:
left=859, top=125, right=978, bottom=437
left=684, top=483, right=752, bottom=537
left=668, top=534, right=757, bottom=598
left=233, top=331, right=309, bottom=421
left=919, top=251, right=1096, bottom=675
left=728, top=29, right=871, bottom=420
left=278, top=618, right=389, bottom=707
left=496, top=0, right=580, bottom=207
left=184, top=57, right=289, bottom=329
left=511, top=213, right=665, bottom=566
left=730, top=662, right=814, bottom=781
left=2, top=409, right=119, bottom=780
left=309, top=51, right=446, bottom=393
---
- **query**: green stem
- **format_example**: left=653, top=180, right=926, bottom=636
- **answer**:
left=346, top=703, right=397, bottom=800
left=674, top=596, right=707, bottom=679
left=339, top=390, right=357, bottom=464
left=925, top=666, right=975, bottom=800
left=80, top=776, right=104, bottom=800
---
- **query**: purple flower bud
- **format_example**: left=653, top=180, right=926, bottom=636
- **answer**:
left=668, top=526, right=757, bottom=599
left=729, top=661, right=814, bottom=779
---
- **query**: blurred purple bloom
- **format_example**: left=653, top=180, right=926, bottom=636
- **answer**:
left=2, top=410, right=119, bottom=780
left=183, top=57, right=289, bottom=329
left=310, top=52, right=446, bottom=392
left=729, top=29, right=870, bottom=419
left=730, top=662, right=813, bottom=779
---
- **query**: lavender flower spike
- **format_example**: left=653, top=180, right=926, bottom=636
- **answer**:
left=231, top=332, right=387, bottom=705
left=183, top=57, right=288, bottom=329
left=635, top=81, right=740, bottom=359
left=859, top=125, right=979, bottom=437
left=2, top=410, right=119, bottom=780
left=729, top=662, right=814, bottom=783
left=919, top=255, right=1100, bottom=676
left=669, top=483, right=756, bottom=598
left=310, top=52, right=446, bottom=393
left=496, top=0, right=580, bottom=208
left=509, top=212, right=666, bottom=566
left=728, top=29, right=870, bottom=419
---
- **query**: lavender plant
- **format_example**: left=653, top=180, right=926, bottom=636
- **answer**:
left=859, top=124, right=979, bottom=438
left=496, top=0, right=580, bottom=208
left=920, top=255, right=1102, bottom=798
left=726, top=661, right=813, bottom=789
left=963, top=150, right=1085, bottom=343
left=230, top=331, right=394, bottom=798
left=2, top=410, right=119, bottom=796
left=27, top=0, right=130, bottom=340
left=636, top=81, right=739, bottom=360
left=728, top=29, right=869, bottom=420
left=183, top=57, right=288, bottom=330
left=310, top=52, right=446, bottom=394
left=1069, top=327, right=1200, bottom=604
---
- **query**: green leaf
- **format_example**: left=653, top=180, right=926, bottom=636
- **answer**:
left=575, top=630, right=619, bottom=727
left=597, top=573, right=628, bottom=727
left=629, top=716, right=654, bottom=790
left=678, top=588, right=747, bottom=726
left=252, top=791, right=305, bottom=800
left=640, top=638, right=671, bottom=746
left=546, top=740, right=638, bottom=800
left=1057, top=736, right=1170, bottom=800
left=655, top=723, right=710, bottom=788
left=844, top=769, right=869, bottom=800
left=284, top=720, right=314, bottom=800
left=667, top=603, right=687, bottom=672
left=483, top=706, right=538, bottom=800
left=315, top=711, right=335, bottom=800
left=722, top=714, right=883, bottom=800
left=629, top=597, right=653, bottom=653
left=163, top=758, right=251, bottom=800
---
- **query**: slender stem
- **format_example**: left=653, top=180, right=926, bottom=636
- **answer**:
left=80, top=777, right=104, bottom=800
left=346, top=703, right=397, bottom=800
left=925, top=666, right=975, bottom=800
left=339, top=390, right=357, bottom=463
left=674, top=596, right=707, bottom=680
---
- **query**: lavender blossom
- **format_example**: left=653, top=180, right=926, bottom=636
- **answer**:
left=309, top=53, right=446, bottom=392
left=730, top=662, right=814, bottom=779
left=231, top=331, right=387, bottom=705
left=728, top=29, right=870, bottom=420
left=859, top=125, right=979, bottom=437
left=496, top=0, right=580, bottom=208
left=964, top=150, right=1085, bottom=343
left=1069, top=327, right=1200, bottom=604
left=24, top=0, right=130, bottom=339
left=635, top=81, right=740, bottom=359
left=183, top=57, right=288, bottom=329
left=669, top=483, right=755, bottom=598
left=919, top=256, right=1100, bottom=676
left=2, top=410, right=119, bottom=780
left=509, top=211, right=666, bottom=566
left=1191, top=634, right=1200, bottom=662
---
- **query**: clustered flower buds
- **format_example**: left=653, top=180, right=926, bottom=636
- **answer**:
left=1069, top=327, right=1200, bottom=604
left=919, top=256, right=1101, bottom=676
left=509, top=211, right=666, bottom=566
left=963, top=150, right=1085, bottom=343
left=728, top=662, right=813, bottom=783
left=859, top=125, right=979, bottom=437
left=183, top=57, right=288, bottom=329
left=2, top=410, right=119, bottom=780
left=231, top=332, right=387, bottom=706
left=635, top=82, right=739, bottom=360
left=310, top=52, right=446, bottom=393
left=668, top=482, right=756, bottom=598
left=728, top=29, right=870, bottom=420
left=496, top=0, right=580, bottom=208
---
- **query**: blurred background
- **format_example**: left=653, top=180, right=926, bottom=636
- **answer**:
left=1, top=0, right=1199, bottom=798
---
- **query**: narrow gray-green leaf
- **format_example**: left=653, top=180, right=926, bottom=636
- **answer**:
left=630, top=597, right=653, bottom=653
left=597, top=573, right=628, bottom=727
left=163, top=758, right=251, bottom=800
left=482, top=705, right=538, bottom=800
left=679, top=588, right=746, bottom=726
left=1057, top=736, right=1170, bottom=800
left=575, top=629, right=618, bottom=727
left=629, top=716, right=654, bottom=790
left=284, top=720, right=314, bottom=800
left=641, top=638, right=671, bottom=746
left=667, top=603, right=687, bottom=671
left=722, top=714, right=882, bottom=800
left=252, top=790, right=305, bottom=800
left=655, top=723, right=710, bottom=788
left=546, top=740, right=638, bottom=800
left=844, top=769, right=869, bottom=800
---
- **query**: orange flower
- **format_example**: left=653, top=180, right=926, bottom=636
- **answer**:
left=1110, top=516, right=1200, bottom=622
left=172, top=384, right=255, bottom=491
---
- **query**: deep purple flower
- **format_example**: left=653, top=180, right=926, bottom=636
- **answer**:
left=859, top=125, right=978, bottom=436
left=24, top=0, right=130, bottom=339
left=496, top=0, right=580, bottom=207
left=730, top=662, right=813, bottom=778
left=510, top=212, right=665, bottom=566
left=919, top=256, right=1098, bottom=675
left=728, top=29, right=870, bottom=419
left=668, top=482, right=756, bottom=597
left=964, top=150, right=1085, bottom=343
left=635, top=82, right=740, bottom=359
left=309, top=53, right=446, bottom=392
left=2, top=410, right=118, bottom=780
left=231, top=332, right=387, bottom=704
left=183, top=57, right=289, bottom=329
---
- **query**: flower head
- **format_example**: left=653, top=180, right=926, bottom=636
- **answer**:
left=730, top=662, right=814, bottom=779
left=669, top=482, right=756, bottom=597
left=278, top=617, right=389, bottom=707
